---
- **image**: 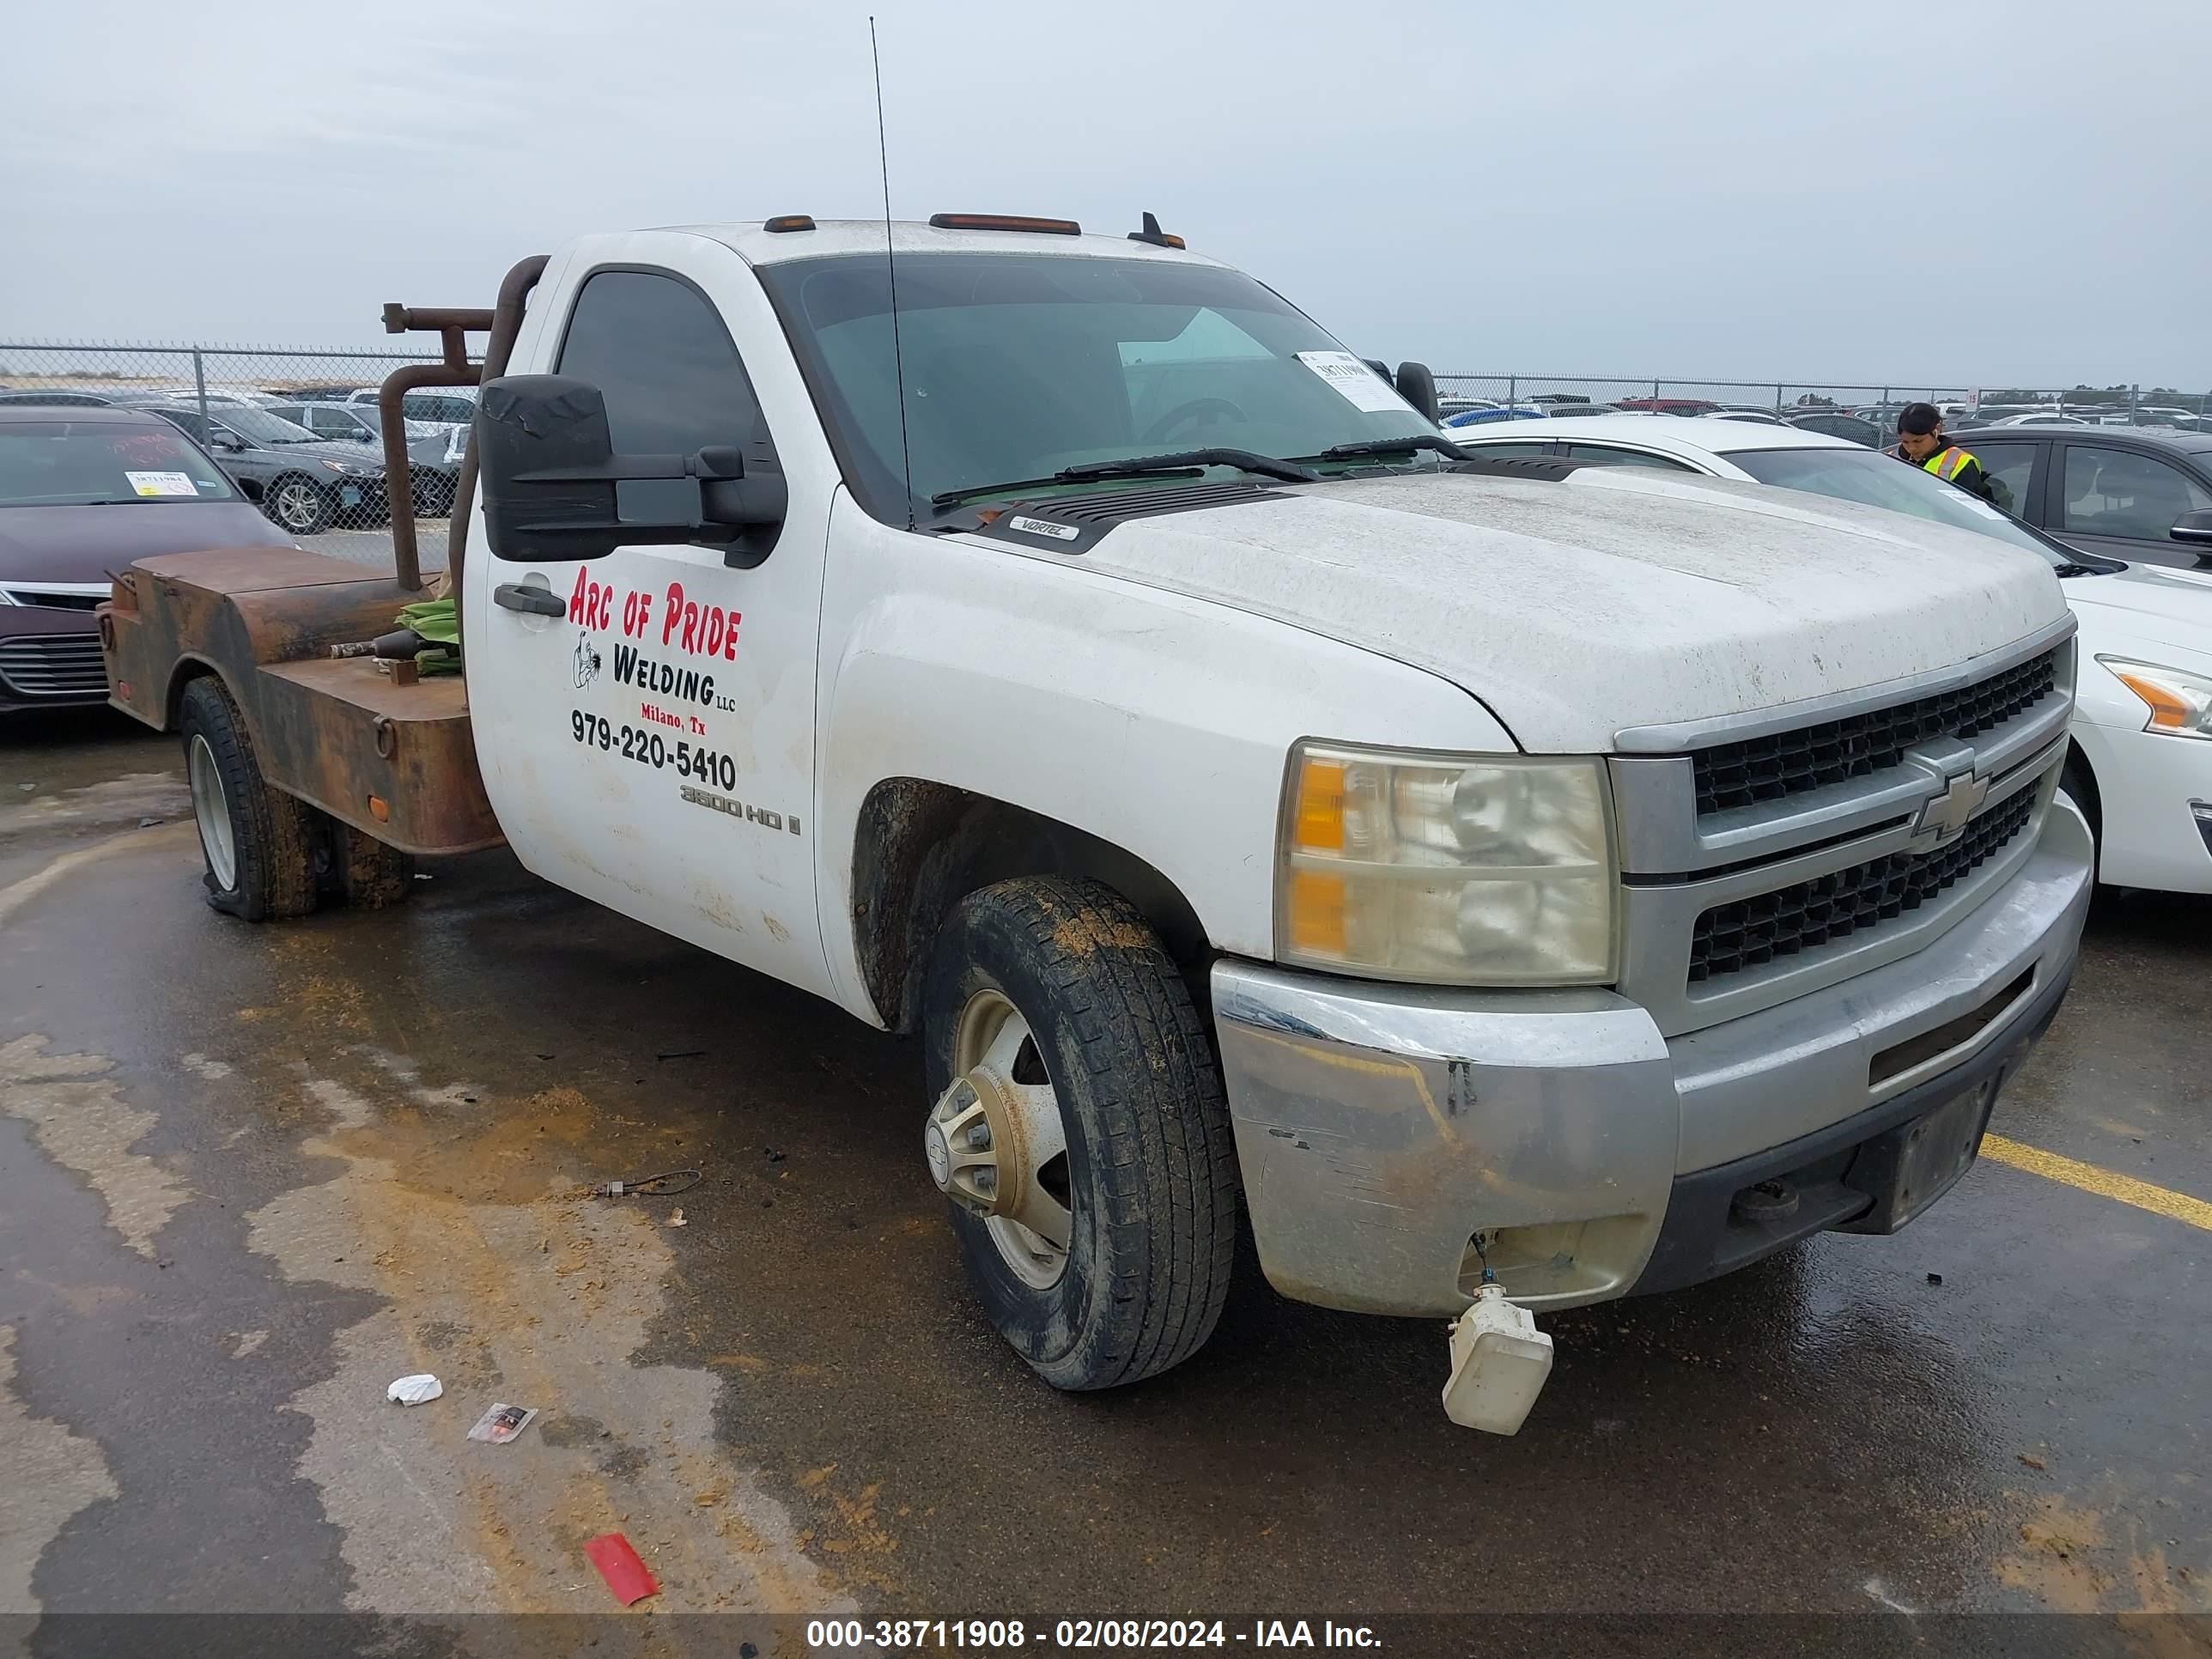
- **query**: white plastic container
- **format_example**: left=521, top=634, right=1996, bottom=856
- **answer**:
left=1440, top=1285, right=1554, bottom=1433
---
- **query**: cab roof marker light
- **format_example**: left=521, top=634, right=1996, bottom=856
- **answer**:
left=1127, top=210, right=1186, bottom=249
left=927, top=213, right=1082, bottom=235
left=762, top=215, right=817, bottom=234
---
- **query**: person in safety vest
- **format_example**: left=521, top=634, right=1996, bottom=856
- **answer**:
left=1892, top=402, right=2004, bottom=507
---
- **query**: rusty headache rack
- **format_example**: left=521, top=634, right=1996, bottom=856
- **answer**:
left=378, top=252, right=550, bottom=597
left=96, top=256, right=549, bottom=860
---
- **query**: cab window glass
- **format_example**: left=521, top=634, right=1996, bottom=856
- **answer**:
left=556, top=270, right=769, bottom=459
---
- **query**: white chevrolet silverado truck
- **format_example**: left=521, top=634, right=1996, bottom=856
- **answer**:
left=103, top=214, right=2093, bottom=1429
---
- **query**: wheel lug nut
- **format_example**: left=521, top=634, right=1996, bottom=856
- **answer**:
left=967, top=1123, right=992, bottom=1150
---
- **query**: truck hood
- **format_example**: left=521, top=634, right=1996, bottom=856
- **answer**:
left=2064, top=561, right=2212, bottom=666
left=1031, top=467, right=2069, bottom=751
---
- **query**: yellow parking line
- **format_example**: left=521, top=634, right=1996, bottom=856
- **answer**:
left=1980, top=1133, right=2212, bottom=1233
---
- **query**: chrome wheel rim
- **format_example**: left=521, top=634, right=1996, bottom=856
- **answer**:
left=186, top=733, right=237, bottom=890
left=272, top=480, right=320, bottom=531
left=928, top=989, right=1073, bottom=1289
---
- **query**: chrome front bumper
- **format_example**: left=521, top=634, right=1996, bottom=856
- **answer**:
left=1210, top=797, right=2094, bottom=1318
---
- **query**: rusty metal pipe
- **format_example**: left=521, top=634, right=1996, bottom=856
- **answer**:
left=382, top=304, right=495, bottom=336
left=444, top=255, right=550, bottom=597
left=376, top=363, right=476, bottom=592
left=374, top=256, right=547, bottom=600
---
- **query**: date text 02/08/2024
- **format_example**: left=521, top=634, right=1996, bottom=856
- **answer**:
left=803, top=1619, right=1382, bottom=1650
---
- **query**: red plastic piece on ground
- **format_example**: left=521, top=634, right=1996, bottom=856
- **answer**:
left=583, top=1532, right=659, bottom=1606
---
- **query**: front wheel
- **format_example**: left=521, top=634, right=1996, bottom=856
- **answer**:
left=264, top=473, right=335, bottom=535
left=921, top=876, right=1238, bottom=1391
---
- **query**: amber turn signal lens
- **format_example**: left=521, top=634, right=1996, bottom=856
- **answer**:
left=2111, top=669, right=2192, bottom=731
left=1286, top=871, right=1347, bottom=955
left=1292, top=757, right=1346, bottom=852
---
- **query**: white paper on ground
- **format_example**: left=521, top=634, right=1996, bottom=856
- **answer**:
left=1295, top=350, right=1410, bottom=414
left=386, top=1373, right=443, bottom=1405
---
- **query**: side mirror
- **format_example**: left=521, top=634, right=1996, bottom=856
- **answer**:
left=1395, top=362, right=1441, bottom=425
left=2170, top=509, right=2212, bottom=547
left=477, top=374, right=786, bottom=565
left=211, top=429, right=246, bottom=452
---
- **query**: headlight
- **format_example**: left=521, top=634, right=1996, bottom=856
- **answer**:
left=319, top=458, right=376, bottom=477
left=1277, top=743, right=1619, bottom=985
left=2098, top=657, right=2212, bottom=741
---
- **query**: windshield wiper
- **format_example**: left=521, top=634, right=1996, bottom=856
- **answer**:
left=1297, top=434, right=1477, bottom=464
left=2050, top=562, right=2106, bottom=578
left=931, top=447, right=1318, bottom=508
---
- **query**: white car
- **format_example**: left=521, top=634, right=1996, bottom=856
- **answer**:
left=1451, top=416, right=2212, bottom=894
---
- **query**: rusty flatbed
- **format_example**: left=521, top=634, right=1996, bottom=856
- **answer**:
left=100, top=547, right=501, bottom=856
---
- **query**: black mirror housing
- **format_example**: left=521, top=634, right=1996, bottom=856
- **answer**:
left=1395, top=362, right=1441, bottom=425
left=477, top=374, right=785, bottom=563
left=2170, top=508, right=2212, bottom=546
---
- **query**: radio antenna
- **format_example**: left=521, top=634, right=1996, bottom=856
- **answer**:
left=869, top=15, right=916, bottom=530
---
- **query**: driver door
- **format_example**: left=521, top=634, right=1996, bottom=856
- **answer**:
left=465, top=235, right=836, bottom=999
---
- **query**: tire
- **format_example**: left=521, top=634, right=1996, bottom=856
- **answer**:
left=264, top=472, right=335, bottom=535
left=2059, top=756, right=2102, bottom=880
left=331, top=822, right=415, bottom=908
left=179, top=676, right=319, bottom=921
left=921, top=875, right=1238, bottom=1391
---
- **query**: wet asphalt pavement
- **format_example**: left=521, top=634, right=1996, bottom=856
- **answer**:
left=2, top=709, right=2208, bottom=1658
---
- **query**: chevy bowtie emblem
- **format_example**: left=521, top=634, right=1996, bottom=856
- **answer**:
left=1916, top=771, right=1990, bottom=844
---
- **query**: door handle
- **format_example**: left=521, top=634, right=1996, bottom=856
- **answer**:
left=493, top=583, right=567, bottom=618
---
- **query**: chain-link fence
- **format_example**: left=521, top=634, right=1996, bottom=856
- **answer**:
left=7, top=340, right=2210, bottom=575
left=1431, top=374, right=2212, bottom=442
left=0, top=341, right=464, bottom=570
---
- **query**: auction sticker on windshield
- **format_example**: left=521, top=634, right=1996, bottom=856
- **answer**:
left=125, top=471, right=199, bottom=497
left=1296, top=350, right=1408, bottom=414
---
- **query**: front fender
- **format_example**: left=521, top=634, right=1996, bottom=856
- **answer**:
left=812, top=499, right=1515, bottom=1023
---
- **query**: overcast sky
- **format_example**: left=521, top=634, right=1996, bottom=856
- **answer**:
left=4, top=0, right=2206, bottom=391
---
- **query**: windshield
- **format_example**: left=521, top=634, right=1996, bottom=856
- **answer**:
left=214, top=407, right=320, bottom=446
left=756, top=252, right=1435, bottom=520
left=0, top=421, right=237, bottom=506
left=1728, top=446, right=2070, bottom=569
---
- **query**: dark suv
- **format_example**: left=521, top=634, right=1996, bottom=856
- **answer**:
left=1949, top=424, right=2212, bottom=570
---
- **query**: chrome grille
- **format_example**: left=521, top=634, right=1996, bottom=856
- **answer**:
left=1688, top=787, right=2039, bottom=984
left=1692, top=648, right=2059, bottom=816
left=3, top=589, right=104, bottom=611
left=0, top=634, right=108, bottom=698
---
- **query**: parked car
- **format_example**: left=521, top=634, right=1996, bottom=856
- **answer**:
left=343, top=386, right=477, bottom=434
left=1705, top=407, right=1787, bottom=424
left=147, top=404, right=390, bottom=534
left=1989, top=411, right=2093, bottom=428
left=0, top=389, right=116, bottom=407
left=264, top=401, right=460, bottom=515
left=0, top=404, right=293, bottom=714
left=1446, top=415, right=2212, bottom=894
left=1788, top=411, right=1881, bottom=446
left=1946, top=424, right=2212, bottom=572
left=1613, top=396, right=1717, bottom=415
left=1442, top=404, right=1546, bottom=426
